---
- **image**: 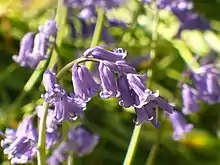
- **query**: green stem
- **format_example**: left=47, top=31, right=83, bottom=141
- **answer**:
left=37, top=101, right=49, bottom=165
left=145, top=127, right=161, bottom=165
left=123, top=125, right=141, bottom=165
left=86, top=7, right=105, bottom=70
left=37, top=0, right=67, bottom=164
left=90, top=8, right=105, bottom=47
left=48, top=0, right=67, bottom=69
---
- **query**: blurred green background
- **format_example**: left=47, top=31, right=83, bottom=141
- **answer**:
left=1, top=0, right=220, bottom=164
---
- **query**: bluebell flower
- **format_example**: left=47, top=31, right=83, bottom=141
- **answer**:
left=181, top=84, right=199, bottom=115
left=68, top=126, right=99, bottom=156
left=117, top=74, right=134, bottom=108
left=135, top=97, right=173, bottom=127
left=98, top=61, right=119, bottom=99
left=47, top=142, right=69, bottom=165
left=38, top=20, right=58, bottom=38
left=25, top=33, right=48, bottom=68
left=54, top=93, right=86, bottom=123
left=46, top=131, right=61, bottom=149
left=169, top=111, right=193, bottom=140
left=191, top=65, right=220, bottom=104
left=134, top=101, right=160, bottom=128
left=84, top=46, right=126, bottom=62
left=126, top=73, right=159, bottom=108
left=12, top=32, right=35, bottom=67
left=2, top=117, right=37, bottom=164
left=1, top=129, right=16, bottom=149
left=36, top=106, right=61, bottom=148
left=42, top=69, right=65, bottom=103
left=72, top=64, right=100, bottom=101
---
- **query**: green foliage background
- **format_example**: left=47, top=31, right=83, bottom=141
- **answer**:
left=1, top=0, right=220, bottom=164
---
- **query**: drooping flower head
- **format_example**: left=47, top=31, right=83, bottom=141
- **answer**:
left=98, top=61, right=119, bottom=99
left=12, top=32, right=35, bottom=67
left=2, top=117, right=37, bottom=164
left=169, top=111, right=193, bottom=140
left=42, top=69, right=65, bottom=103
left=181, top=84, right=199, bottom=115
left=72, top=64, right=100, bottom=101
left=68, top=126, right=99, bottom=156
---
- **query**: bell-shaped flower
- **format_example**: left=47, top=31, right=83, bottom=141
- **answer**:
left=25, top=33, right=48, bottom=68
left=134, top=101, right=160, bottom=128
left=54, top=93, right=86, bottom=123
left=72, top=64, right=100, bottom=101
left=169, top=111, right=193, bottom=140
left=135, top=97, right=173, bottom=127
left=47, top=142, right=69, bottom=165
left=127, top=73, right=159, bottom=108
left=98, top=61, right=119, bottom=99
left=83, top=46, right=126, bottom=62
left=181, top=84, right=199, bottom=115
left=38, top=20, right=58, bottom=38
left=46, top=131, right=61, bottom=149
left=42, top=69, right=65, bottom=103
left=117, top=74, right=134, bottom=108
left=67, top=126, right=99, bottom=156
left=3, top=117, right=37, bottom=164
left=12, top=32, right=34, bottom=67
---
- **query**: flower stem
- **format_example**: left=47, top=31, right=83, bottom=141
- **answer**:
left=37, top=101, right=49, bottom=165
left=145, top=128, right=162, bottom=165
left=48, top=0, right=67, bottom=69
left=86, top=7, right=105, bottom=69
left=90, top=8, right=105, bottom=47
left=123, top=125, right=141, bottom=165
left=37, top=0, right=67, bottom=165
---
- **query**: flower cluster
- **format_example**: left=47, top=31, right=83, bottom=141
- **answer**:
left=42, top=46, right=173, bottom=128
left=47, top=126, right=99, bottom=164
left=182, top=65, right=220, bottom=114
left=142, top=0, right=210, bottom=37
left=12, top=20, right=58, bottom=68
left=1, top=117, right=37, bottom=164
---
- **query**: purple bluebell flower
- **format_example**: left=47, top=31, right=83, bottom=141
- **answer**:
left=169, top=111, right=193, bottom=140
left=54, top=93, right=86, bottom=123
left=126, top=73, right=159, bottom=108
left=206, top=72, right=220, bottom=97
left=99, top=61, right=119, bottom=99
left=117, top=74, right=134, bottom=108
left=25, top=33, right=48, bottom=68
left=38, top=20, right=58, bottom=38
left=135, top=96, right=173, bottom=127
left=2, top=117, right=37, bottom=164
left=181, top=84, right=199, bottom=115
left=42, top=69, right=65, bottom=103
left=72, top=64, right=100, bottom=101
left=36, top=106, right=58, bottom=133
left=47, top=142, right=69, bottom=165
left=83, top=46, right=126, bottom=62
left=68, top=126, right=99, bottom=156
left=134, top=102, right=160, bottom=128
left=46, top=131, right=61, bottom=149
left=12, top=32, right=35, bottom=67
left=1, top=129, right=16, bottom=149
